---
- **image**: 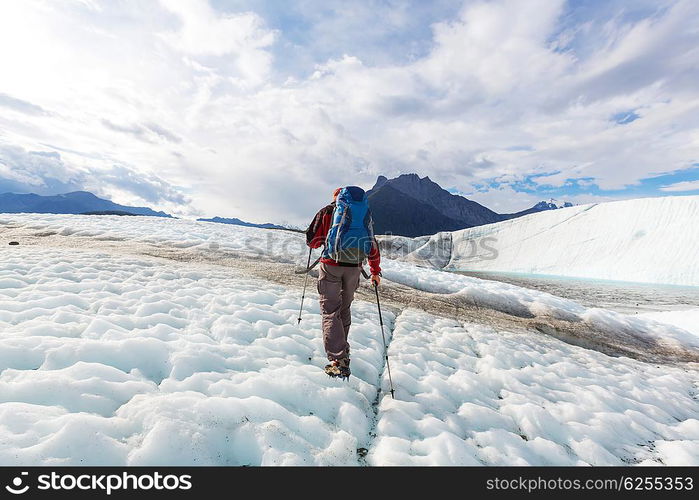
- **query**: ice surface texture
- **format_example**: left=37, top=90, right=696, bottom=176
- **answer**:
left=0, top=248, right=393, bottom=465
left=380, top=196, right=699, bottom=286
left=0, top=212, right=697, bottom=465
left=369, top=310, right=699, bottom=465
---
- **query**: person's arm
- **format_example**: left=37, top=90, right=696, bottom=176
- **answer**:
left=366, top=210, right=381, bottom=285
left=368, top=239, right=381, bottom=285
left=305, top=206, right=331, bottom=249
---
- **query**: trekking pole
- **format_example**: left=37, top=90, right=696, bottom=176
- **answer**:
left=373, top=282, right=395, bottom=399
left=297, top=247, right=312, bottom=324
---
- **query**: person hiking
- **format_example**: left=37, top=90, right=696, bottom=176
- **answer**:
left=306, top=186, right=381, bottom=379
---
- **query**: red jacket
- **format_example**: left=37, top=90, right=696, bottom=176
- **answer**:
left=306, top=203, right=381, bottom=275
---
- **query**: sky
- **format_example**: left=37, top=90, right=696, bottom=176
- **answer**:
left=0, top=0, right=698, bottom=225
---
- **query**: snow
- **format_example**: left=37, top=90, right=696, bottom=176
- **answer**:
left=8, top=212, right=697, bottom=351
left=0, top=213, right=698, bottom=466
left=0, top=247, right=394, bottom=465
left=3, top=212, right=697, bottom=354
left=379, top=196, right=699, bottom=286
left=0, top=213, right=306, bottom=263
left=369, top=310, right=699, bottom=466
left=638, top=309, right=699, bottom=337
left=381, top=259, right=699, bottom=351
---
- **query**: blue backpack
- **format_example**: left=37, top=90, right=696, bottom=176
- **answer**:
left=323, top=186, right=374, bottom=264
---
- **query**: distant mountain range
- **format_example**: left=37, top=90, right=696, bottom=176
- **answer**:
left=0, top=191, right=171, bottom=217
left=508, top=199, right=573, bottom=218
left=0, top=191, right=300, bottom=232
left=197, top=216, right=292, bottom=231
left=1, top=181, right=572, bottom=238
left=367, top=174, right=572, bottom=236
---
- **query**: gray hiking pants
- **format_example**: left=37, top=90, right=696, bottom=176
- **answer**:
left=317, top=262, right=361, bottom=361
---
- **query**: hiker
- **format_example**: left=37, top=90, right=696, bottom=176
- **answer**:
left=306, top=186, right=381, bottom=379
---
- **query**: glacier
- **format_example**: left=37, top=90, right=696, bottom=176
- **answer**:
left=378, top=195, right=699, bottom=286
left=0, top=212, right=698, bottom=465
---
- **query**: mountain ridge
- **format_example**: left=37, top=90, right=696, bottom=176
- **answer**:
left=367, top=174, right=572, bottom=236
left=197, top=216, right=296, bottom=231
left=0, top=191, right=171, bottom=218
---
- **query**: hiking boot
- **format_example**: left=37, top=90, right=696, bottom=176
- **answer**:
left=324, top=358, right=351, bottom=380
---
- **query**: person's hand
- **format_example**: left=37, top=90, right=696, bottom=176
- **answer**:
left=371, top=274, right=381, bottom=287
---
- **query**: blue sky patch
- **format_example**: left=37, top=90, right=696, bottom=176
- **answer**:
left=611, top=110, right=640, bottom=125
left=472, top=165, right=699, bottom=200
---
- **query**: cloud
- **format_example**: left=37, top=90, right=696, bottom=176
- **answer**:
left=158, top=0, right=276, bottom=87
left=101, top=119, right=148, bottom=140
left=263, top=0, right=461, bottom=72
left=0, top=0, right=697, bottom=224
left=461, top=183, right=618, bottom=213
left=0, top=143, right=189, bottom=209
left=660, top=180, right=699, bottom=192
left=101, top=120, right=182, bottom=144
left=90, top=165, right=189, bottom=205
left=0, top=145, right=81, bottom=193
left=458, top=184, right=544, bottom=214
left=159, top=0, right=275, bottom=56
left=0, top=93, right=48, bottom=116
left=144, top=123, right=182, bottom=144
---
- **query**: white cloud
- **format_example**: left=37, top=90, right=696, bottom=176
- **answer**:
left=459, top=185, right=543, bottom=214
left=158, top=0, right=276, bottom=87
left=0, top=0, right=698, bottom=225
left=0, top=142, right=191, bottom=214
left=0, top=93, right=49, bottom=116
left=458, top=182, right=619, bottom=213
left=660, top=180, right=699, bottom=192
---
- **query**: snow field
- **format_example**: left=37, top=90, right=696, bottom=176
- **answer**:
left=370, top=310, right=699, bottom=465
left=381, top=260, right=699, bottom=350
left=380, top=196, right=699, bottom=286
left=2, top=214, right=697, bottom=351
left=639, top=309, right=699, bottom=337
left=1, top=214, right=698, bottom=466
left=0, top=247, right=394, bottom=465
left=0, top=213, right=307, bottom=263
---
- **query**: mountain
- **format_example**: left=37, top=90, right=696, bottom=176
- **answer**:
left=369, top=174, right=502, bottom=229
left=367, top=174, right=572, bottom=236
left=365, top=183, right=468, bottom=237
left=197, top=216, right=292, bottom=231
left=0, top=191, right=171, bottom=217
left=502, top=199, right=574, bottom=219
